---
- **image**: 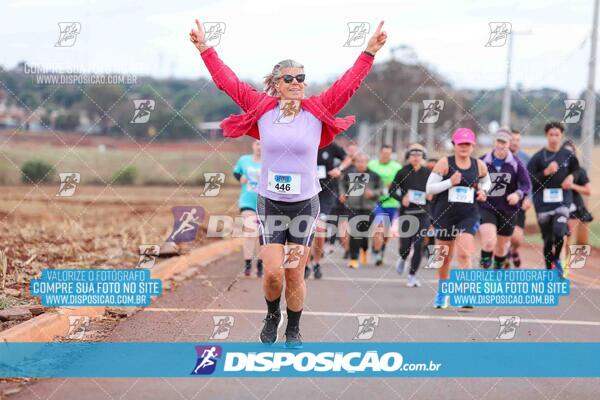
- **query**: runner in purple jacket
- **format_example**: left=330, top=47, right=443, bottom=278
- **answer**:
left=478, top=128, right=532, bottom=269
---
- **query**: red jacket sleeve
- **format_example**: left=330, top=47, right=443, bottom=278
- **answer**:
left=200, top=48, right=267, bottom=113
left=315, top=52, right=375, bottom=115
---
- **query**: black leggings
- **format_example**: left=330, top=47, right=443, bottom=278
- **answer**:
left=542, top=236, right=564, bottom=269
left=348, top=210, right=374, bottom=260
left=399, top=212, right=430, bottom=275
left=538, top=211, right=569, bottom=269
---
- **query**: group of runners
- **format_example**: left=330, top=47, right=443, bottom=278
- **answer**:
left=191, top=18, right=592, bottom=347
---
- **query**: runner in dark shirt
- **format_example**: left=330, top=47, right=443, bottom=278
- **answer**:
left=527, top=122, right=579, bottom=277
left=389, top=144, right=431, bottom=287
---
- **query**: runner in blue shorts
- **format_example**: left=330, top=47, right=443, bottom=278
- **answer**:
left=368, top=145, right=402, bottom=266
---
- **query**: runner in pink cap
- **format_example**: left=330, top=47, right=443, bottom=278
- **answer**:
left=425, top=127, right=491, bottom=309
left=452, top=128, right=476, bottom=145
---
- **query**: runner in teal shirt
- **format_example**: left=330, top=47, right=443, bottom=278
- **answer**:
left=233, top=141, right=262, bottom=277
left=233, top=153, right=261, bottom=212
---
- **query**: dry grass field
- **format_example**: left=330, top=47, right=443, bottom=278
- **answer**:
left=1, top=138, right=600, bottom=330
left=0, top=183, right=240, bottom=330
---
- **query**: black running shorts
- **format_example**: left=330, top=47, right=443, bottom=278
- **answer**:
left=479, top=206, right=517, bottom=237
left=256, top=194, right=320, bottom=246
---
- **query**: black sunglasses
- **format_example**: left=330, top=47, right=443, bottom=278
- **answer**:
left=281, top=74, right=306, bottom=84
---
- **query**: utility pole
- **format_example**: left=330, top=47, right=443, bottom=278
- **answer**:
left=500, top=30, right=532, bottom=128
left=409, top=103, right=419, bottom=144
left=501, top=35, right=513, bottom=127
left=582, top=0, right=599, bottom=172
left=426, top=87, right=436, bottom=151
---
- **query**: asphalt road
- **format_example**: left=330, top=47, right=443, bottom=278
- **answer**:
left=13, top=242, right=600, bottom=400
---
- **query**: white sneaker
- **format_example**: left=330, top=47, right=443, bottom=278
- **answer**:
left=406, top=274, right=421, bottom=288
left=395, top=258, right=405, bottom=275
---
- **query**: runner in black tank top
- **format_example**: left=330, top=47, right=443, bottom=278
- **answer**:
left=426, top=128, right=491, bottom=309
left=432, top=155, right=480, bottom=225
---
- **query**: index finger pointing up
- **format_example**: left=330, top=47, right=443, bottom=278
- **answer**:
left=195, top=19, right=203, bottom=32
left=374, top=20, right=384, bottom=34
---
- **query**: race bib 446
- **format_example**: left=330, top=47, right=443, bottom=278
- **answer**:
left=267, top=170, right=301, bottom=195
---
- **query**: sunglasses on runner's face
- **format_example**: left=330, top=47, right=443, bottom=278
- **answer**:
left=281, top=74, right=306, bottom=84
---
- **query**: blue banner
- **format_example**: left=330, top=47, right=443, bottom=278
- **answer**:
left=1, top=342, right=599, bottom=378
left=29, top=269, right=162, bottom=306
left=439, top=269, right=569, bottom=306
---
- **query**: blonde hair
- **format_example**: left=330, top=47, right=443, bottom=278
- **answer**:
left=263, top=59, right=304, bottom=96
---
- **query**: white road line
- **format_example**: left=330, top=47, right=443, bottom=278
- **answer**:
left=313, top=276, right=438, bottom=284
left=198, top=274, right=599, bottom=289
left=143, top=308, right=600, bottom=327
left=196, top=274, right=430, bottom=283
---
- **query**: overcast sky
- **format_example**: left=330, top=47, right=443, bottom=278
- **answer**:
left=0, top=0, right=596, bottom=96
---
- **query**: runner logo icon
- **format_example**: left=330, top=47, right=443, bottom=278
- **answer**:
left=496, top=315, right=520, bottom=340
left=283, top=245, right=304, bottom=269
left=203, top=22, right=226, bottom=47
left=346, top=173, right=370, bottom=196
left=202, top=173, right=225, bottom=196
left=55, top=22, right=81, bottom=47
left=568, top=245, right=591, bottom=269
left=488, top=173, right=511, bottom=197
left=420, top=100, right=444, bottom=124
left=275, top=100, right=300, bottom=124
left=130, top=99, right=155, bottom=123
left=211, top=316, right=235, bottom=340
left=56, top=172, right=80, bottom=197
left=192, top=345, right=222, bottom=375
left=424, top=245, right=448, bottom=269
left=562, top=100, right=586, bottom=124
left=353, top=315, right=379, bottom=340
left=343, top=22, right=370, bottom=47
left=485, top=22, right=511, bottom=47
left=66, top=316, right=91, bottom=340
left=137, top=244, right=160, bottom=269
left=169, top=206, right=205, bottom=243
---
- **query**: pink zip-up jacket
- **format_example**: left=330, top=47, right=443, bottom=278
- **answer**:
left=199, top=47, right=375, bottom=149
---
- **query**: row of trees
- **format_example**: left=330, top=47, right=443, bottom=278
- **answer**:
left=0, top=60, right=595, bottom=140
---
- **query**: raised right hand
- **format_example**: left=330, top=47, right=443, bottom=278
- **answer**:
left=189, top=19, right=209, bottom=52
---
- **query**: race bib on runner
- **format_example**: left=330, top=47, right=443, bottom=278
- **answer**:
left=246, top=181, right=258, bottom=192
left=317, top=165, right=327, bottom=179
left=448, top=186, right=474, bottom=203
left=246, top=167, right=260, bottom=192
left=543, top=188, right=563, bottom=203
left=408, top=189, right=426, bottom=205
left=267, top=170, right=301, bottom=195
